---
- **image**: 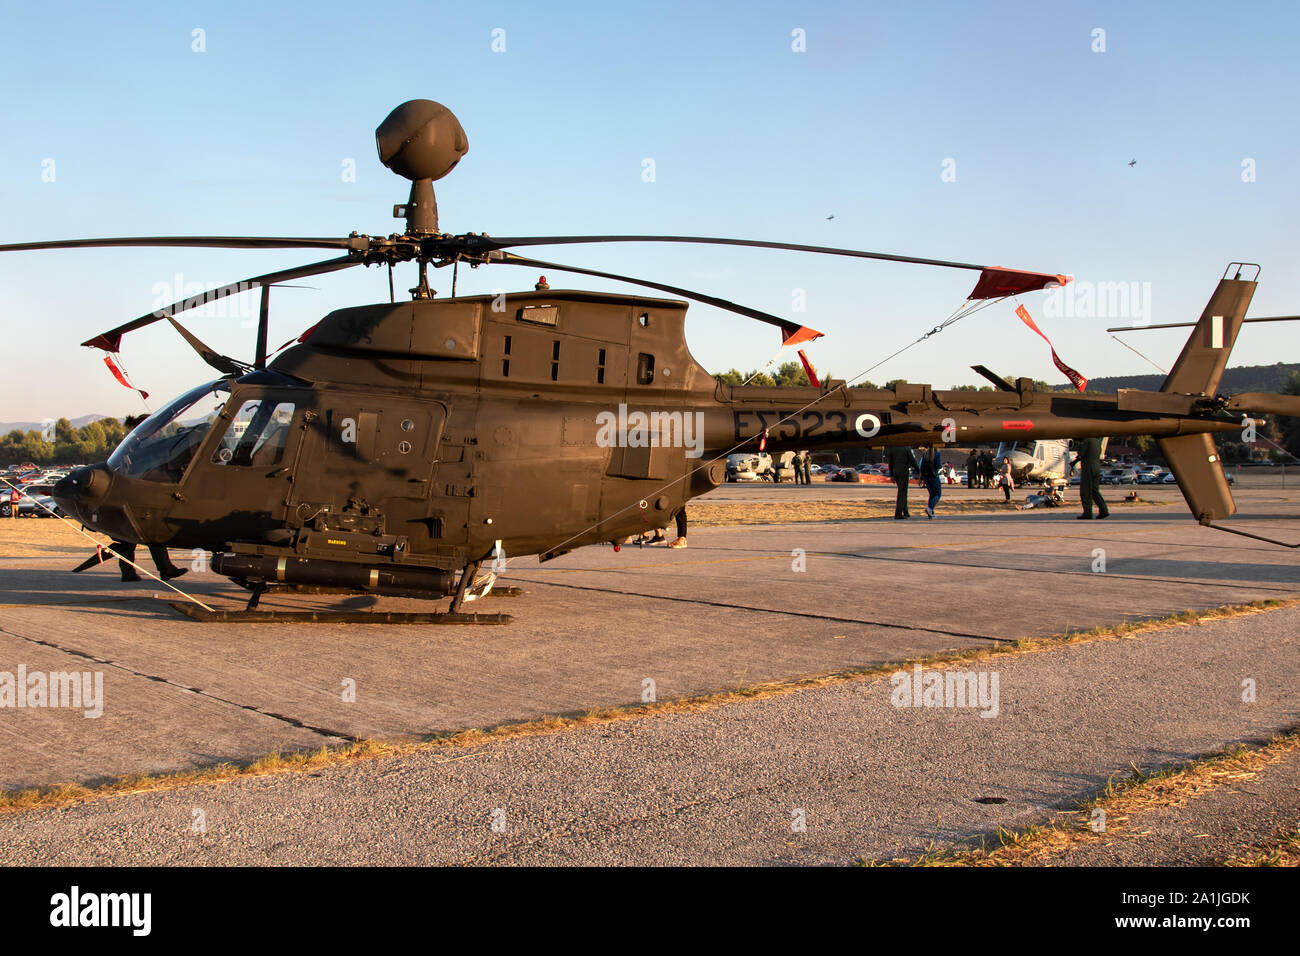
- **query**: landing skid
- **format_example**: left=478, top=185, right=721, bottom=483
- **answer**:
left=180, top=560, right=518, bottom=623
left=169, top=604, right=511, bottom=625
left=233, top=584, right=524, bottom=599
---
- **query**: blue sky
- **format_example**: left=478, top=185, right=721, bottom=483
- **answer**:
left=1, top=0, right=1297, bottom=422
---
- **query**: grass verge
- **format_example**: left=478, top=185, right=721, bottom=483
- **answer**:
left=864, top=725, right=1300, bottom=866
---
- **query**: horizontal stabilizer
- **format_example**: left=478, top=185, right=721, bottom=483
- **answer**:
left=1157, top=433, right=1235, bottom=523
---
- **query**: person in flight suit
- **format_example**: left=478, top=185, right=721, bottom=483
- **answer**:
left=919, top=444, right=943, bottom=518
left=885, top=445, right=919, bottom=519
left=1072, top=436, right=1110, bottom=519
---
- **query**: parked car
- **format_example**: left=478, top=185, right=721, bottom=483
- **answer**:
left=17, top=493, right=62, bottom=517
left=10, top=480, right=61, bottom=517
left=1101, top=467, right=1139, bottom=485
left=1159, top=470, right=1234, bottom=486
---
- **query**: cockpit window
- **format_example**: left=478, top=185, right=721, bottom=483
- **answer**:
left=996, top=441, right=1037, bottom=459
left=212, top=401, right=295, bottom=467
left=107, top=380, right=231, bottom=483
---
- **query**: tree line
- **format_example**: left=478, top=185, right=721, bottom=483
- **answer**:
left=712, top=361, right=1052, bottom=393
left=1, top=418, right=132, bottom=467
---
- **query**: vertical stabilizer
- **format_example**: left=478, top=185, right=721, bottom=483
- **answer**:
left=1160, top=265, right=1257, bottom=396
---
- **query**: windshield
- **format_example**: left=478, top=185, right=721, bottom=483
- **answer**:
left=995, top=442, right=1037, bottom=459
left=107, top=379, right=231, bottom=482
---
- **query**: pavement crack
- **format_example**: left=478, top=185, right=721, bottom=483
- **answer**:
left=520, top=580, right=1009, bottom=643
left=0, top=624, right=358, bottom=743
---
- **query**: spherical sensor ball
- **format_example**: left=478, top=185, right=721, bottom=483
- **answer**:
left=375, top=100, right=468, bottom=182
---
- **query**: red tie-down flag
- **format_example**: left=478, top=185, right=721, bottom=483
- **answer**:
left=103, top=354, right=150, bottom=400
left=1015, top=304, right=1088, bottom=392
left=781, top=325, right=823, bottom=388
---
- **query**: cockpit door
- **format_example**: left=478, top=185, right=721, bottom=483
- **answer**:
left=179, top=389, right=308, bottom=541
left=285, top=396, right=447, bottom=527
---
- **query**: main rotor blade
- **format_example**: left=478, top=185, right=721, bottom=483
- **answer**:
left=165, top=318, right=248, bottom=376
left=479, top=235, right=988, bottom=272
left=494, top=253, right=808, bottom=337
left=970, top=364, right=1017, bottom=392
left=1106, top=315, right=1300, bottom=333
left=0, top=236, right=368, bottom=253
left=82, top=255, right=361, bottom=352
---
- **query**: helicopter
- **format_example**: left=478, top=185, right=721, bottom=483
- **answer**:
left=6, top=99, right=1300, bottom=624
left=992, top=439, right=1073, bottom=487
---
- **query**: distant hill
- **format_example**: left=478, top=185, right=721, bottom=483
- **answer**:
left=1055, top=363, right=1300, bottom=395
left=0, top=413, right=112, bottom=434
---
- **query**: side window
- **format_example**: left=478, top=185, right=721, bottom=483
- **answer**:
left=636, top=352, right=655, bottom=385
left=213, top=401, right=295, bottom=467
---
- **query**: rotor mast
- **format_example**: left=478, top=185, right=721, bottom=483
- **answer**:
left=375, top=99, right=468, bottom=300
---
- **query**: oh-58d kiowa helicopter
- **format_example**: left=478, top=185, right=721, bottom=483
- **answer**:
left=7, top=100, right=1300, bottom=624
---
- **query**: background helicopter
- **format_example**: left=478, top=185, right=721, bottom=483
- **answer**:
left=6, top=99, right=1300, bottom=623
left=993, top=438, right=1074, bottom=487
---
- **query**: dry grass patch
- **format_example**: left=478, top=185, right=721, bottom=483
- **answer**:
left=688, top=495, right=1157, bottom=528
left=867, top=726, right=1300, bottom=867
left=1223, top=824, right=1300, bottom=867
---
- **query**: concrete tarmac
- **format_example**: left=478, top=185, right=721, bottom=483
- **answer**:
left=0, top=485, right=1297, bottom=864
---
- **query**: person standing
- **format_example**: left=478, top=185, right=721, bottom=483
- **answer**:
left=885, top=445, right=918, bottom=519
left=980, top=450, right=994, bottom=489
left=668, top=507, right=689, bottom=548
left=919, top=444, right=943, bottom=518
left=1072, top=436, right=1110, bottom=519
left=965, top=449, right=978, bottom=487
left=70, top=539, right=188, bottom=582
left=997, top=456, right=1016, bottom=502
left=801, top=452, right=812, bottom=484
